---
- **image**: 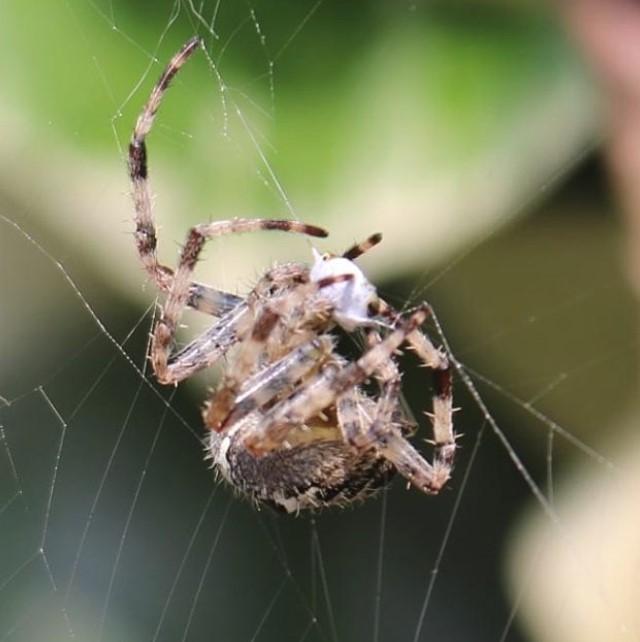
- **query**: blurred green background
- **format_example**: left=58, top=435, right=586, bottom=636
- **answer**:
left=1, top=1, right=636, bottom=641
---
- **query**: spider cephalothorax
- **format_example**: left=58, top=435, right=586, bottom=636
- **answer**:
left=128, top=37, right=456, bottom=512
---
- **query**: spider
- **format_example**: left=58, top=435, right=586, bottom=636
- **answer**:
left=128, top=37, right=456, bottom=512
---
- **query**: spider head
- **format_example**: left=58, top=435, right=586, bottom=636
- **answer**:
left=310, top=248, right=379, bottom=331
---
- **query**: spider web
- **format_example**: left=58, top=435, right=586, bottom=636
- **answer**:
left=1, top=2, right=637, bottom=641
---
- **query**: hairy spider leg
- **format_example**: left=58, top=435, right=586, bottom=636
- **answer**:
left=144, top=262, right=313, bottom=386
left=129, top=37, right=201, bottom=286
left=152, top=218, right=327, bottom=384
left=128, top=36, right=327, bottom=318
left=206, top=336, right=335, bottom=432
left=376, top=424, right=452, bottom=494
left=342, top=232, right=383, bottom=261
left=204, top=273, right=354, bottom=430
left=377, top=298, right=456, bottom=479
left=127, top=36, right=243, bottom=318
left=335, top=327, right=403, bottom=446
left=243, top=305, right=429, bottom=454
left=204, top=304, right=283, bottom=431
left=186, top=279, right=244, bottom=316
left=335, top=381, right=454, bottom=495
left=343, top=328, right=454, bottom=494
left=154, top=300, right=253, bottom=384
left=363, top=327, right=404, bottom=434
left=335, top=388, right=368, bottom=445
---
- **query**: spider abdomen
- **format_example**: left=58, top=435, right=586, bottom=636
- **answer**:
left=206, top=422, right=394, bottom=513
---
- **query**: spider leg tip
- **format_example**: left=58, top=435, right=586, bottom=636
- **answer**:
left=186, top=35, right=203, bottom=50
left=308, top=224, right=329, bottom=239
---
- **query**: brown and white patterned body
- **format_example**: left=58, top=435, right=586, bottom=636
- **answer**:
left=128, top=37, right=457, bottom=512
